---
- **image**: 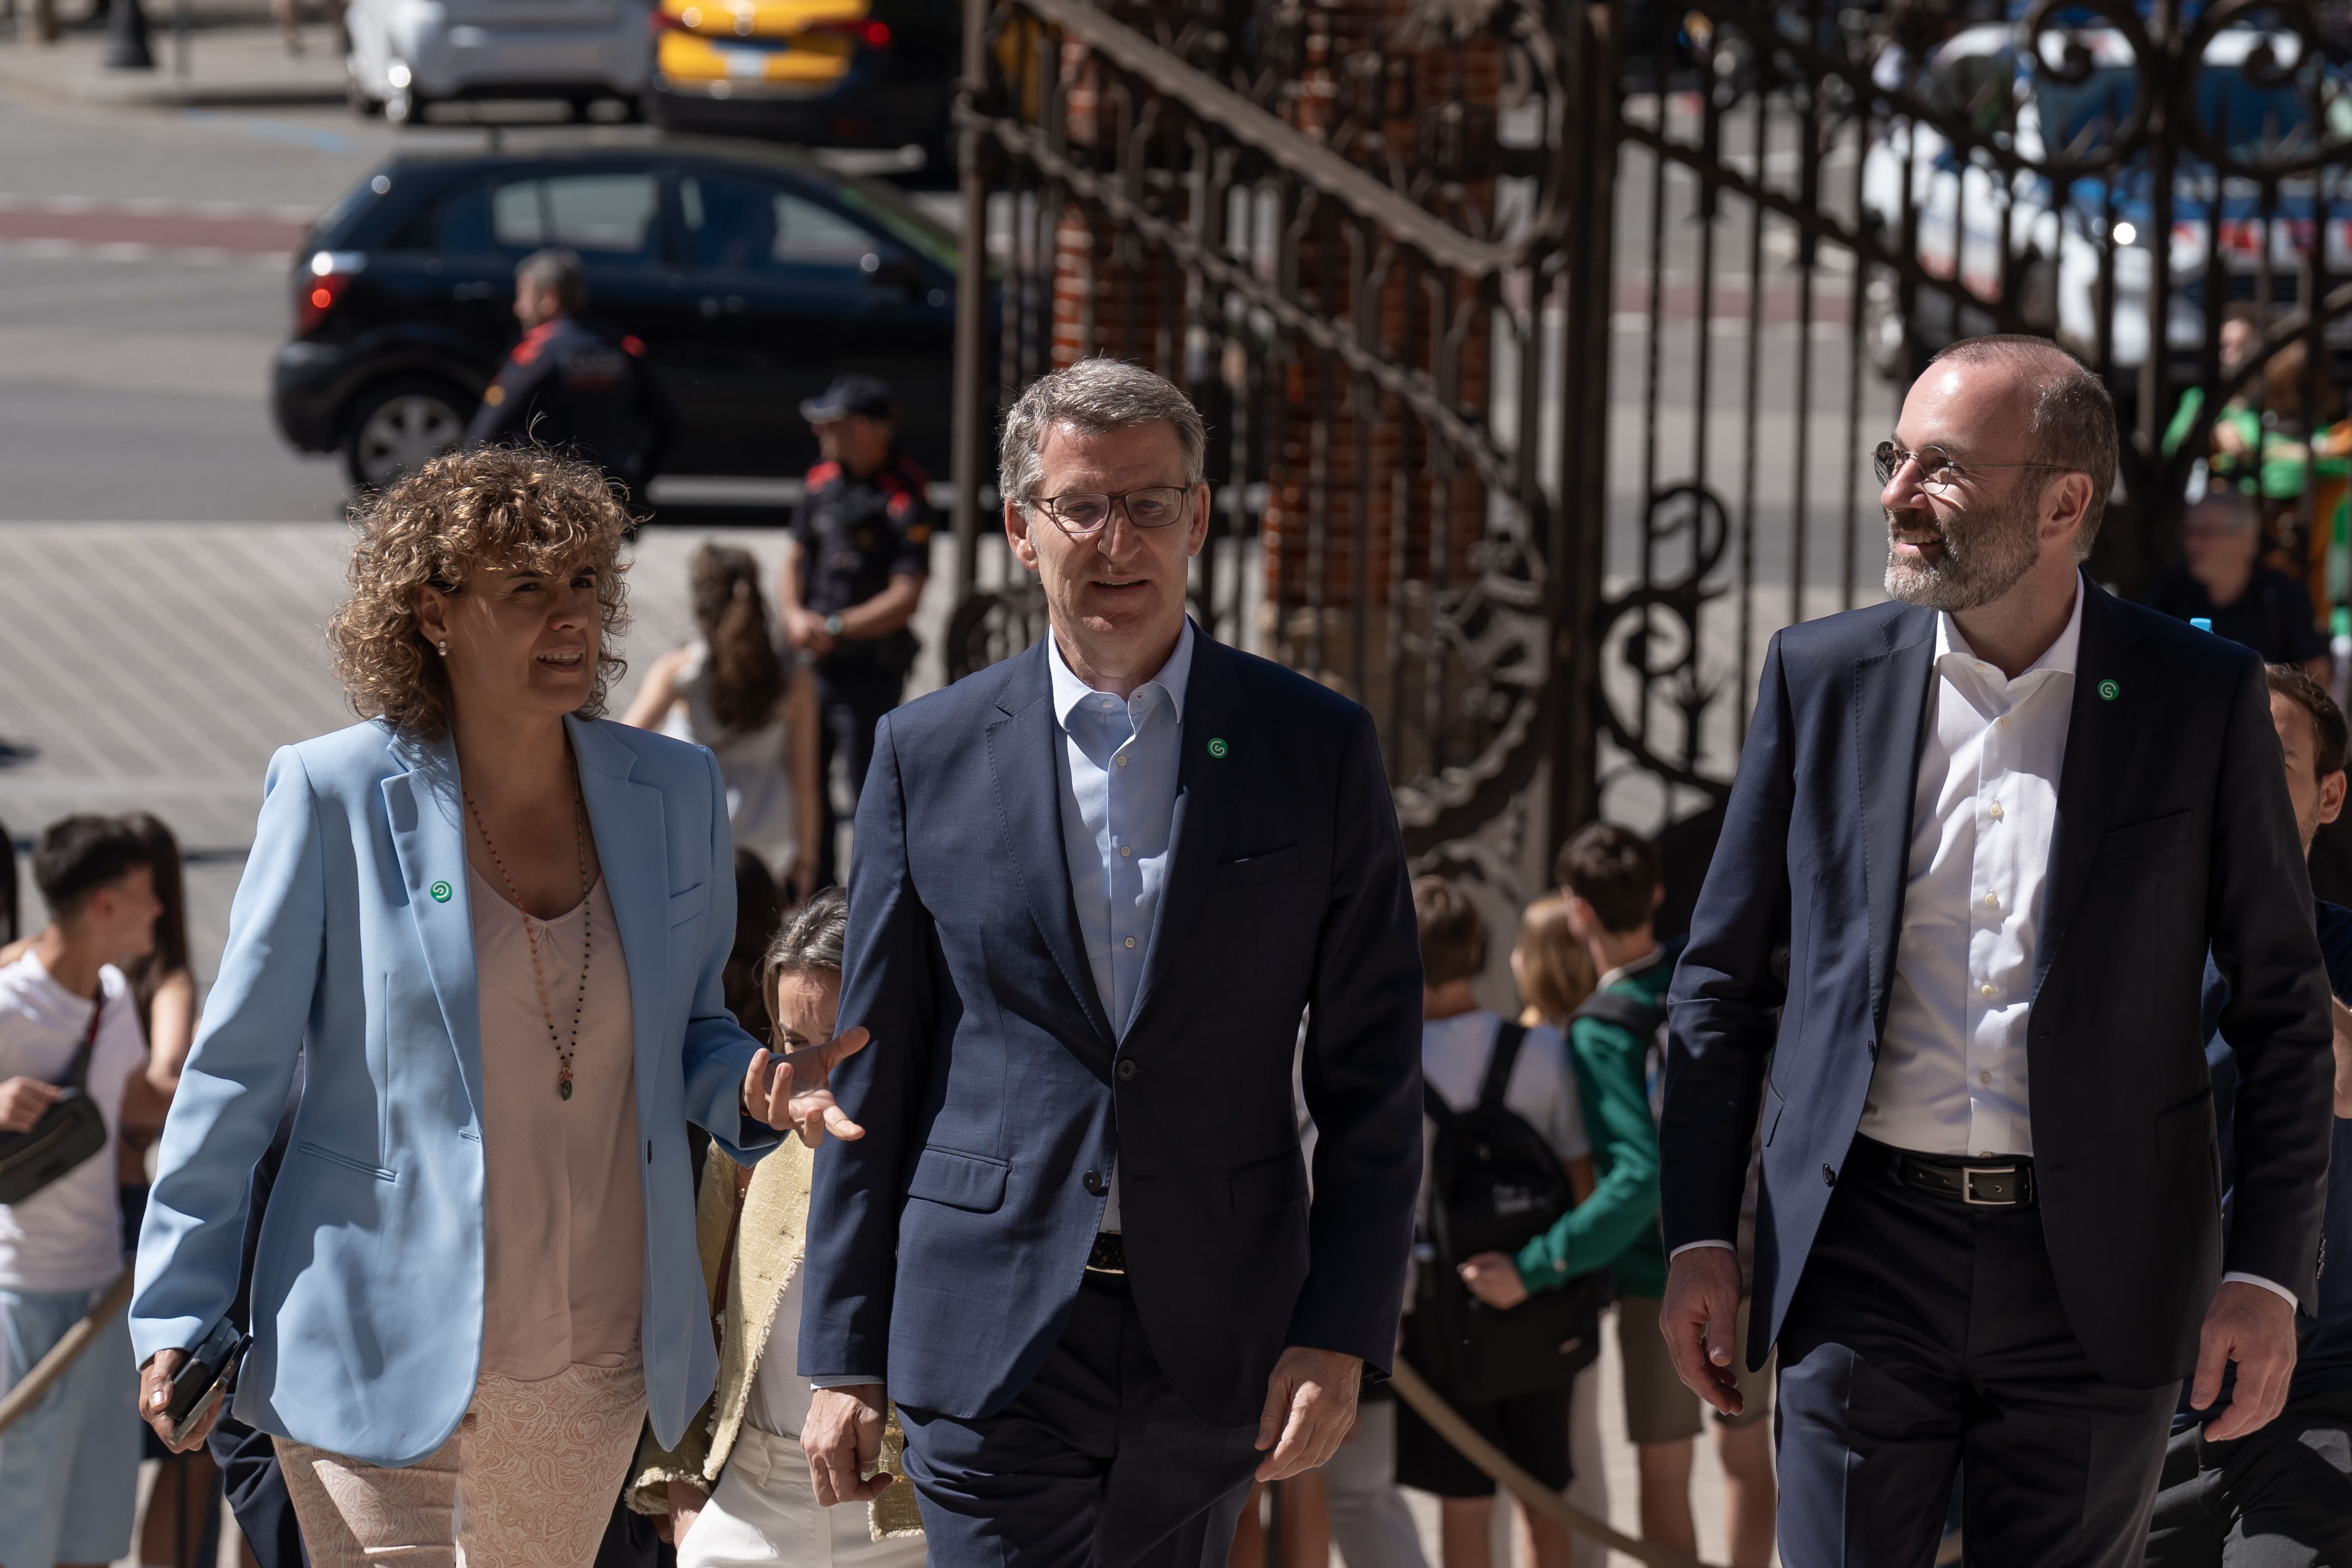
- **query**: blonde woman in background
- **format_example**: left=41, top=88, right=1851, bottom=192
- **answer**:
left=631, top=885, right=922, bottom=1568
left=625, top=544, right=821, bottom=900
left=1511, top=894, right=1606, bottom=1568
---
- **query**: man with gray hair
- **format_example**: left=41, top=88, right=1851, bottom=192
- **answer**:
left=794, top=357, right=1424, bottom=1567
left=2146, top=486, right=2332, bottom=677
left=1659, top=335, right=2334, bottom=1563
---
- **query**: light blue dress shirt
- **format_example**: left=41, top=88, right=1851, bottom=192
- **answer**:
left=1048, top=617, right=1193, bottom=1231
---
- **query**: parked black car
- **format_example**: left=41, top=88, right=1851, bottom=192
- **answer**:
left=272, top=137, right=961, bottom=491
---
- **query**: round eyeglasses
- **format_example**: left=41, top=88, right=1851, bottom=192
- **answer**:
left=1874, top=440, right=2074, bottom=496
left=1031, top=486, right=1191, bottom=537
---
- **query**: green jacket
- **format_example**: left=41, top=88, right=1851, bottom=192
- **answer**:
left=1514, top=947, right=1675, bottom=1301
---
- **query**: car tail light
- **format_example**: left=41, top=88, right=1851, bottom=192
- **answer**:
left=296, top=250, right=365, bottom=335
left=807, top=16, right=890, bottom=47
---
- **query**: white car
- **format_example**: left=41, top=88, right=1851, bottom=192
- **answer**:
left=1858, top=22, right=2352, bottom=377
left=345, top=0, right=655, bottom=123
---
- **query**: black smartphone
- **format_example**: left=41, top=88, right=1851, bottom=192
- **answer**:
left=163, top=1319, right=248, bottom=1445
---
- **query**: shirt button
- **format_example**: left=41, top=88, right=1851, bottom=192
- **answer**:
left=1123, top=936, right=1137, bottom=950
left=1997, top=716, right=2011, bottom=729
left=1983, top=893, right=1998, bottom=908
left=1979, top=1071, right=1992, bottom=1085
left=1988, top=802, right=2005, bottom=820
left=1979, top=982, right=1995, bottom=998
left=1116, top=755, right=1129, bottom=768
left=1120, top=845, right=1133, bottom=858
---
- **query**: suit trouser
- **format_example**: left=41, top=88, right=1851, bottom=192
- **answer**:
left=811, top=662, right=904, bottom=888
left=2144, top=1388, right=2352, bottom=1567
left=1774, top=1142, right=2176, bottom=1568
left=896, top=1271, right=1262, bottom=1568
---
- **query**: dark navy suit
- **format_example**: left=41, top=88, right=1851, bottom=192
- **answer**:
left=797, top=631, right=1423, bottom=1567
left=1663, top=577, right=2335, bottom=1564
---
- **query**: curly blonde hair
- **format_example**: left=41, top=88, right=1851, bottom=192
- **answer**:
left=328, top=446, right=632, bottom=742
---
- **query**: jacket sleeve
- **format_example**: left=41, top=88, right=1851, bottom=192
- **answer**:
left=1288, top=709, right=1424, bottom=1374
left=686, top=747, right=780, bottom=1164
left=1515, top=1021, right=1662, bottom=1288
left=797, top=712, right=935, bottom=1381
left=132, top=746, right=326, bottom=1365
left=2205, top=652, right=2335, bottom=1306
left=1660, top=631, right=1794, bottom=1253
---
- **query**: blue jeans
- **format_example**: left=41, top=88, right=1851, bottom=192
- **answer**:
left=0, top=1284, right=139, bottom=1568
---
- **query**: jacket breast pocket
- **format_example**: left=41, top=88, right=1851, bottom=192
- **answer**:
left=1229, top=1148, right=1308, bottom=1217
left=2095, top=809, right=2195, bottom=866
left=906, top=1146, right=1009, bottom=1214
left=668, top=883, right=707, bottom=928
left=1210, top=847, right=1302, bottom=892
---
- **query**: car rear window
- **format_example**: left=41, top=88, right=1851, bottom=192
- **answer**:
left=401, top=170, right=661, bottom=259
left=679, top=174, right=887, bottom=272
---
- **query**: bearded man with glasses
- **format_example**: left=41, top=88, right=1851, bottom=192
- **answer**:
left=1659, top=335, right=2335, bottom=1565
left=792, top=357, right=1423, bottom=1568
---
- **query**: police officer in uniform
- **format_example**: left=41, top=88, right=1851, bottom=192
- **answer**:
left=778, top=373, right=933, bottom=887
left=465, top=247, right=678, bottom=491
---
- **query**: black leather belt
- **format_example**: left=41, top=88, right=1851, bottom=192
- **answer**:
left=1874, top=1139, right=2037, bottom=1208
left=1085, top=1232, right=1127, bottom=1275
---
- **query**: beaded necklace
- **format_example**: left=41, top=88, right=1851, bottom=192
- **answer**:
left=465, top=781, right=592, bottom=1101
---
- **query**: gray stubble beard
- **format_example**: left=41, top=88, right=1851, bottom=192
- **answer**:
left=1883, top=486, right=2041, bottom=611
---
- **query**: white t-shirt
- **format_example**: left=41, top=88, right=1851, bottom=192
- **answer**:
left=1421, top=1009, right=1590, bottom=1168
left=743, top=1267, right=813, bottom=1439
left=0, top=954, right=145, bottom=1292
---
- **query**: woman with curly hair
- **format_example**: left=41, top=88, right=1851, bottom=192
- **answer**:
left=623, top=544, right=821, bottom=900
left=126, top=446, right=817, bottom=1568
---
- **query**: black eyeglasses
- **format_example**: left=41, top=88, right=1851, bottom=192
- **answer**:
left=1031, top=486, right=1191, bottom=537
left=1874, top=440, right=2075, bottom=496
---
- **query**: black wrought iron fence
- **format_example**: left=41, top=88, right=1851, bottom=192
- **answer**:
left=944, top=0, right=2352, bottom=889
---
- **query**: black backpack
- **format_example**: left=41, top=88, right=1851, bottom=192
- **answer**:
left=1406, top=1021, right=1610, bottom=1402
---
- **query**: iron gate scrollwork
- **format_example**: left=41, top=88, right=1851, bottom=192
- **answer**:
left=944, top=0, right=2352, bottom=896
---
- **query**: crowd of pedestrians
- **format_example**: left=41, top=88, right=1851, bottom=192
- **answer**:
left=3, top=338, right=2351, bottom=1568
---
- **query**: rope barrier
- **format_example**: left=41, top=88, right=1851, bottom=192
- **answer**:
left=0, top=1268, right=135, bottom=1437
left=1388, top=1356, right=1724, bottom=1568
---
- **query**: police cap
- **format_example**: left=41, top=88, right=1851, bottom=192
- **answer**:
left=800, top=373, right=897, bottom=425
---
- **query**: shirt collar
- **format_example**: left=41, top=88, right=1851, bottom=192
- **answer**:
left=1933, top=575, right=2084, bottom=684
left=1048, top=617, right=1195, bottom=731
left=1596, top=947, right=1666, bottom=992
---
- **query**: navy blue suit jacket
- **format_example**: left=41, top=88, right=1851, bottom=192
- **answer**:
left=1662, top=576, right=2336, bottom=1390
left=797, top=631, right=1424, bottom=1425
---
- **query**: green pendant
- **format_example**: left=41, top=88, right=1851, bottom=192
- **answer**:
left=559, top=1078, right=573, bottom=1101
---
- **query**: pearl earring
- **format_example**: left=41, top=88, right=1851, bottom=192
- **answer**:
left=437, top=641, right=448, bottom=657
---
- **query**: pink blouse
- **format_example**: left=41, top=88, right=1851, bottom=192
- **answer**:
left=469, top=866, right=645, bottom=1381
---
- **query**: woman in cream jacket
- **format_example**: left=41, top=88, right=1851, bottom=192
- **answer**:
left=631, top=887, right=924, bottom=1568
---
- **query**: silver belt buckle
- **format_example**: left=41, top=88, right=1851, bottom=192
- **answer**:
left=1963, top=1165, right=2018, bottom=1205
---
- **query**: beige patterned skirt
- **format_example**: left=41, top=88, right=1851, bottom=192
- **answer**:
left=275, top=1354, right=647, bottom=1568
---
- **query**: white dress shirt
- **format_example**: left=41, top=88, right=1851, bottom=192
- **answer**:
left=1674, top=586, right=2293, bottom=1305
left=1858, top=589, right=2082, bottom=1159
left=1047, top=618, right=1194, bottom=1232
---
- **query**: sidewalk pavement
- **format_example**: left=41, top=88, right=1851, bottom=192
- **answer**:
left=0, top=0, right=345, bottom=108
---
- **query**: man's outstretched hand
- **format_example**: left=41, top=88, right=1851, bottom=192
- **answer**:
left=2191, top=1280, right=2298, bottom=1441
left=1659, top=1244, right=1745, bottom=1418
left=802, top=1383, right=894, bottom=1506
left=741, top=1027, right=870, bottom=1148
left=1254, top=1346, right=1362, bottom=1481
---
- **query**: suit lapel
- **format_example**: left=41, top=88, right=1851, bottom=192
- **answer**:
left=380, top=733, right=485, bottom=1120
left=1128, top=634, right=1245, bottom=1036
left=1854, top=606, right=1939, bottom=1028
left=569, top=715, right=670, bottom=1104
left=2032, top=575, right=2137, bottom=1000
left=984, top=645, right=1118, bottom=1051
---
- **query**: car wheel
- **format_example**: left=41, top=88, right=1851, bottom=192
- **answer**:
left=344, top=380, right=468, bottom=490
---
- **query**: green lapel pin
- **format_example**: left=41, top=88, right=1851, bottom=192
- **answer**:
left=429, top=880, right=454, bottom=903
left=2097, top=678, right=2120, bottom=701
left=1207, top=737, right=1229, bottom=759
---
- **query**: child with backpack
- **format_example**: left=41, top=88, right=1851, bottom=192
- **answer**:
left=1396, top=876, right=1601, bottom=1568
left=1499, top=824, right=1776, bottom=1567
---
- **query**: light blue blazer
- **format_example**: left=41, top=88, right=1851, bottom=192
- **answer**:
left=131, top=715, right=777, bottom=1466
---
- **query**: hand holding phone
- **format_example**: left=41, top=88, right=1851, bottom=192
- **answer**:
left=144, top=1320, right=247, bottom=1452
